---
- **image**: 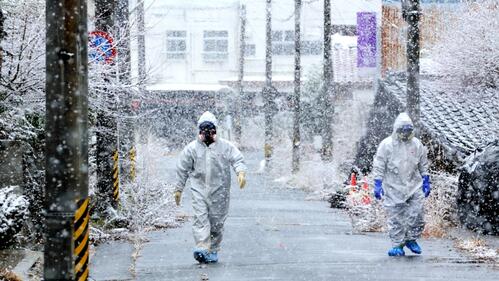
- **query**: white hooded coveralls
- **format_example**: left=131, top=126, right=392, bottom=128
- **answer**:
left=175, top=112, right=247, bottom=251
left=372, top=113, right=429, bottom=246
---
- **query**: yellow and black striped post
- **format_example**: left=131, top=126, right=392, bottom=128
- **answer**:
left=74, top=198, right=90, bottom=281
left=129, top=146, right=136, bottom=182
left=112, top=150, right=120, bottom=203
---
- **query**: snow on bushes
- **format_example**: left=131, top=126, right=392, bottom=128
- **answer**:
left=0, top=186, right=28, bottom=248
left=113, top=133, right=179, bottom=232
left=423, top=172, right=459, bottom=238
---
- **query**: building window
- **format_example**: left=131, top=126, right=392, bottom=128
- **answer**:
left=332, top=25, right=357, bottom=36
left=203, top=30, right=228, bottom=61
left=272, top=30, right=294, bottom=56
left=302, top=40, right=322, bottom=56
left=166, top=30, right=187, bottom=59
left=244, top=44, right=256, bottom=57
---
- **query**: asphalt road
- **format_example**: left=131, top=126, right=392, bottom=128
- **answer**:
left=90, top=151, right=498, bottom=281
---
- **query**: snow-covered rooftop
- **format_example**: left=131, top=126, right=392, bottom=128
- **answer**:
left=220, top=75, right=294, bottom=83
left=146, top=84, right=231, bottom=92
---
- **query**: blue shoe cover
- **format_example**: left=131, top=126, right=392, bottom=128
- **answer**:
left=193, top=249, right=209, bottom=263
left=206, top=251, right=218, bottom=263
left=406, top=240, right=422, bottom=254
left=388, top=246, right=405, bottom=256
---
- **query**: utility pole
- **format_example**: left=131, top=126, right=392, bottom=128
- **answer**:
left=45, top=0, right=89, bottom=280
left=264, top=0, right=274, bottom=164
left=292, top=0, right=301, bottom=173
left=403, top=0, right=421, bottom=128
left=235, top=4, right=246, bottom=145
left=116, top=0, right=135, bottom=182
left=0, top=7, right=5, bottom=79
left=321, top=0, right=334, bottom=161
left=95, top=0, right=120, bottom=212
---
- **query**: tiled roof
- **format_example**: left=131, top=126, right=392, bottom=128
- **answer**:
left=382, top=73, right=499, bottom=160
left=354, top=72, right=498, bottom=173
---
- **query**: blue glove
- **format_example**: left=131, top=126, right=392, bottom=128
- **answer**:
left=422, top=175, right=431, bottom=198
left=374, top=179, right=384, bottom=200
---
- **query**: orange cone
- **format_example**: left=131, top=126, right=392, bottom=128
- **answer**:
left=361, top=176, right=371, bottom=204
left=350, top=173, right=357, bottom=186
left=350, top=173, right=357, bottom=193
left=362, top=176, right=369, bottom=191
left=362, top=194, right=372, bottom=205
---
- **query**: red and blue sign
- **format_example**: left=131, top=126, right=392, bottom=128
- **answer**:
left=88, top=31, right=116, bottom=64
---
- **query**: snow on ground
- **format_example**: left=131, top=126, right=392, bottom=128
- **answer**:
left=455, top=238, right=499, bottom=263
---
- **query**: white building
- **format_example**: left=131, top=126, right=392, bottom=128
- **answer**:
left=140, top=0, right=381, bottom=92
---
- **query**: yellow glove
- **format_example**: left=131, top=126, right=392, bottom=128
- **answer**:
left=174, top=191, right=182, bottom=206
left=237, top=172, right=246, bottom=189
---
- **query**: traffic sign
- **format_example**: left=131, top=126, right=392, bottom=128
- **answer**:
left=88, top=31, right=116, bottom=63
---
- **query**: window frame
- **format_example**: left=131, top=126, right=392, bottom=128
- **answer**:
left=244, top=43, right=256, bottom=57
left=203, top=30, right=229, bottom=62
left=166, top=30, right=187, bottom=60
left=272, top=30, right=294, bottom=56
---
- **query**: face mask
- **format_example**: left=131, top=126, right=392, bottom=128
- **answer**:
left=200, top=129, right=216, bottom=146
left=396, top=124, right=414, bottom=141
left=199, top=121, right=216, bottom=146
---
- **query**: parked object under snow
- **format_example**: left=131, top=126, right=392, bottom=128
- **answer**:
left=0, top=186, right=29, bottom=248
left=457, top=140, right=499, bottom=235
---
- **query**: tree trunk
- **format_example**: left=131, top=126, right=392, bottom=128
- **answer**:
left=45, top=0, right=89, bottom=279
left=404, top=0, right=421, bottom=129
left=322, top=0, right=334, bottom=161
left=264, top=0, right=274, bottom=164
left=235, top=4, right=246, bottom=145
left=137, top=0, right=146, bottom=93
left=292, top=0, right=301, bottom=173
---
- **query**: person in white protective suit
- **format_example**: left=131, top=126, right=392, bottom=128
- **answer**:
left=174, top=111, right=247, bottom=263
left=372, top=112, right=431, bottom=256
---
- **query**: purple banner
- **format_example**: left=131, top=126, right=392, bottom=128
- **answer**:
left=357, top=12, right=377, bottom=68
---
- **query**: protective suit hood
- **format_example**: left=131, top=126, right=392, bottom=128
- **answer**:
left=198, top=111, right=218, bottom=128
left=392, top=112, right=414, bottom=142
left=392, top=112, right=413, bottom=135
